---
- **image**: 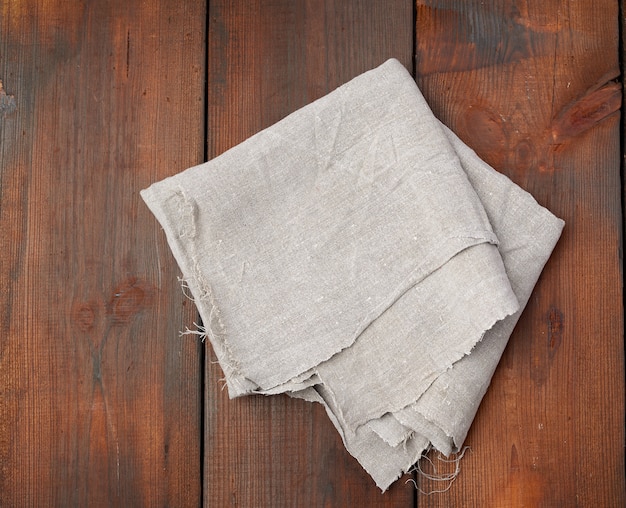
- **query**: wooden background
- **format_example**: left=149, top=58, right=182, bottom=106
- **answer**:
left=1, top=0, right=623, bottom=506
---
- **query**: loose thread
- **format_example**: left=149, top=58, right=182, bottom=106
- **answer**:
left=217, top=377, right=228, bottom=391
left=179, top=322, right=207, bottom=342
left=405, top=446, right=471, bottom=495
left=177, top=276, right=196, bottom=302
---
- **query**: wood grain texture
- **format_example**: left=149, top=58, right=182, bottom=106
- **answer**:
left=2, top=1, right=624, bottom=505
left=205, top=1, right=415, bottom=506
left=0, top=0, right=205, bottom=505
left=415, top=1, right=625, bottom=506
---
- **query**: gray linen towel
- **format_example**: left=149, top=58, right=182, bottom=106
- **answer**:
left=141, top=59, right=564, bottom=491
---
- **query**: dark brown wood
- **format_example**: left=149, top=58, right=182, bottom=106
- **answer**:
left=415, top=0, right=625, bottom=505
left=0, top=0, right=205, bottom=505
left=205, top=1, right=415, bottom=505
left=3, top=1, right=624, bottom=505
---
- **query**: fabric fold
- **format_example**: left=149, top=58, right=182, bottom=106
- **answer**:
left=140, top=58, right=564, bottom=492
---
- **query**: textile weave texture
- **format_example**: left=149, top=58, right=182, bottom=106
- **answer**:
left=141, top=59, right=564, bottom=491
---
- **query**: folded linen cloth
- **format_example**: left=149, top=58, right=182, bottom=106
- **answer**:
left=141, top=59, right=564, bottom=491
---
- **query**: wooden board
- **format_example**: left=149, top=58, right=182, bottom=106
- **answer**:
left=204, top=1, right=416, bottom=506
left=1, top=1, right=624, bottom=506
left=414, top=0, right=625, bottom=505
left=0, top=0, right=205, bottom=505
